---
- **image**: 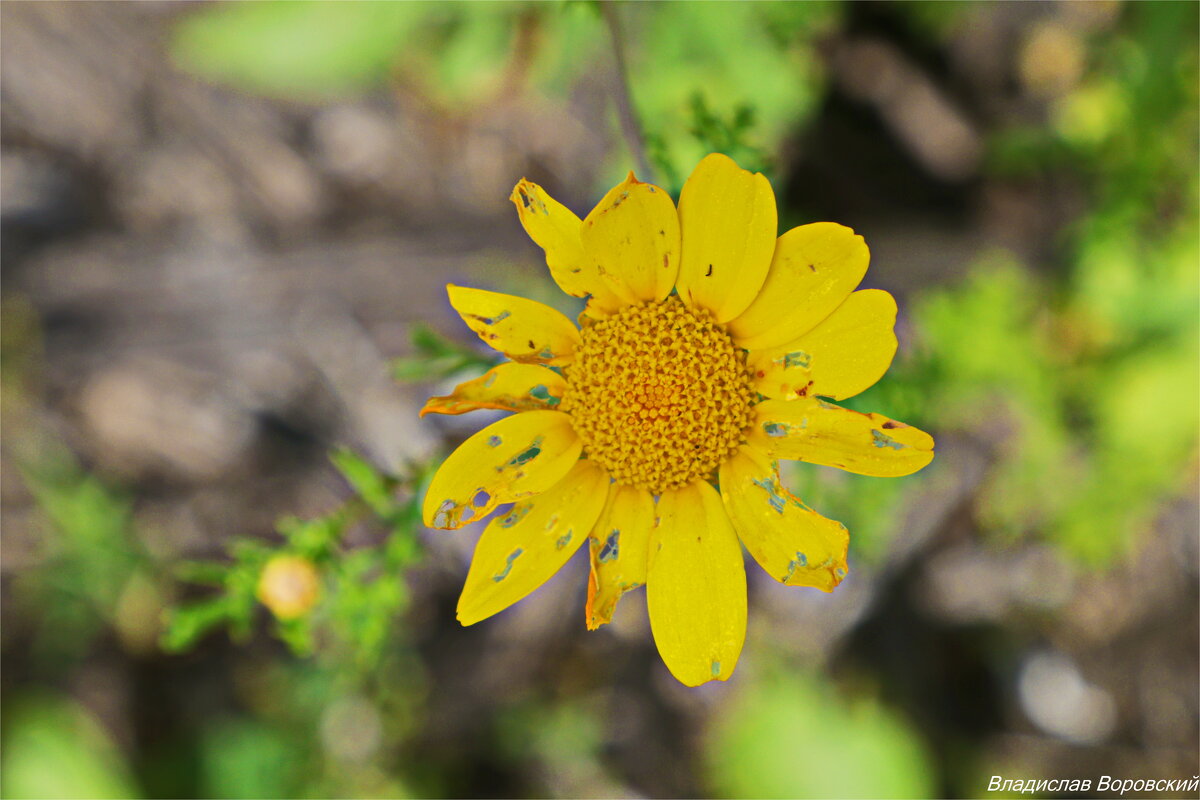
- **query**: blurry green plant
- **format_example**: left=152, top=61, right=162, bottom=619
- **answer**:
left=171, top=1, right=593, bottom=109
left=156, top=326, right=486, bottom=797
left=16, top=452, right=151, bottom=654
left=169, top=1, right=830, bottom=193
left=615, top=2, right=834, bottom=192
left=163, top=448, right=425, bottom=673
left=792, top=1, right=1198, bottom=569
left=1, top=695, right=139, bottom=800
left=172, top=1, right=522, bottom=107
left=708, top=667, right=934, bottom=799
left=934, top=1, right=1197, bottom=563
left=391, top=323, right=498, bottom=383
left=3, top=301, right=161, bottom=666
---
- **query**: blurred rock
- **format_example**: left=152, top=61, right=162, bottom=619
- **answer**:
left=1018, top=650, right=1116, bottom=745
left=919, top=543, right=1076, bottom=623
left=77, top=357, right=256, bottom=483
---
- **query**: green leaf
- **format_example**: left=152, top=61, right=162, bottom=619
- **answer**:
left=275, top=616, right=316, bottom=658
left=393, top=324, right=497, bottom=382
left=331, top=448, right=398, bottom=517
left=277, top=515, right=345, bottom=561
left=173, top=560, right=230, bottom=587
left=160, top=598, right=235, bottom=653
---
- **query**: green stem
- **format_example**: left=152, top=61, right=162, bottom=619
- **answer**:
left=600, top=2, right=656, bottom=183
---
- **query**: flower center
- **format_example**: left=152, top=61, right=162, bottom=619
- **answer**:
left=561, top=295, right=755, bottom=494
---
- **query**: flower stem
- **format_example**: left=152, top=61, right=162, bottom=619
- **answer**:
left=600, top=1, right=656, bottom=184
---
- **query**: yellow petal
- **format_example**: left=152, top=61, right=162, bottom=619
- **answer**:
left=677, top=153, right=777, bottom=323
left=580, top=172, right=680, bottom=305
left=647, top=481, right=747, bottom=686
left=510, top=180, right=624, bottom=315
left=719, top=446, right=849, bottom=592
left=727, top=222, right=870, bottom=351
left=749, top=289, right=898, bottom=402
left=447, top=284, right=580, bottom=366
left=748, top=398, right=934, bottom=477
left=422, top=410, right=582, bottom=529
left=584, top=484, right=655, bottom=630
left=420, top=363, right=566, bottom=417
left=457, top=459, right=609, bottom=625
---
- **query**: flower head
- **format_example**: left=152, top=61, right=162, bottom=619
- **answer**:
left=257, top=555, right=321, bottom=620
left=421, top=154, right=933, bottom=686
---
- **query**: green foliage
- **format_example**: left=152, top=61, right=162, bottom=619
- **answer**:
left=168, top=1, right=827, bottom=191
left=392, top=324, right=497, bottom=383
left=1, top=695, right=139, bottom=800
left=618, top=2, right=832, bottom=190
left=171, top=2, right=417, bottom=99
left=645, top=92, right=774, bottom=190
left=844, top=231, right=1196, bottom=567
left=162, top=450, right=425, bottom=673
left=808, top=1, right=1198, bottom=567
left=9, top=443, right=158, bottom=666
left=21, top=459, right=141, bottom=611
left=494, top=699, right=607, bottom=792
left=161, top=541, right=269, bottom=652
left=199, top=718, right=300, bottom=800
left=171, top=1, right=577, bottom=110
left=708, top=668, right=934, bottom=798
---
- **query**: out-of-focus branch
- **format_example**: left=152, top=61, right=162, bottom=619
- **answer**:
left=600, top=1, right=656, bottom=184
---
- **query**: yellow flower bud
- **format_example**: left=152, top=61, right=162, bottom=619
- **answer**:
left=257, top=555, right=321, bottom=620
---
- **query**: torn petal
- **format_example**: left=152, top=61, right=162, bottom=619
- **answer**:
left=422, top=410, right=582, bottom=529
left=510, top=179, right=625, bottom=316
left=457, top=459, right=608, bottom=625
left=580, top=172, right=680, bottom=306
left=584, top=484, right=655, bottom=629
left=420, top=363, right=566, bottom=417
left=447, top=284, right=580, bottom=366
left=719, top=445, right=849, bottom=591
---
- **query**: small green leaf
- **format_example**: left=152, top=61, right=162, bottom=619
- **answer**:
left=160, top=598, right=235, bottom=653
left=330, top=449, right=398, bottom=517
left=173, top=560, right=231, bottom=587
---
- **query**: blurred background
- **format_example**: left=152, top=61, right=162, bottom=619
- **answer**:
left=2, top=2, right=1197, bottom=798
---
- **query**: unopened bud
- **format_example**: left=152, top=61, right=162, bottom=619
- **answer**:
left=257, top=555, right=321, bottom=620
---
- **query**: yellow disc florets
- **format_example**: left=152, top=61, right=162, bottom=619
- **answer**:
left=561, top=295, right=755, bottom=494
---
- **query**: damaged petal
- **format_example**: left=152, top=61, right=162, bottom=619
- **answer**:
left=871, top=429, right=904, bottom=450
left=497, top=503, right=533, bottom=528
left=492, top=548, right=524, bottom=582
left=598, top=530, right=620, bottom=563
left=763, top=421, right=790, bottom=437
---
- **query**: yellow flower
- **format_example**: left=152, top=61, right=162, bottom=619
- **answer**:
left=421, top=154, right=933, bottom=686
left=257, top=555, right=321, bottom=620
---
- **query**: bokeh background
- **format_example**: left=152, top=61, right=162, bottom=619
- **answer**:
left=2, top=2, right=1197, bottom=798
